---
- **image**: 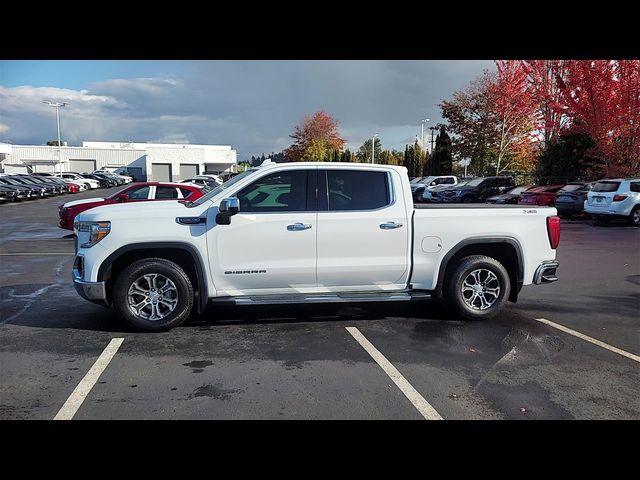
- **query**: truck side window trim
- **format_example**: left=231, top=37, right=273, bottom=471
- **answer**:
left=318, top=169, right=395, bottom=212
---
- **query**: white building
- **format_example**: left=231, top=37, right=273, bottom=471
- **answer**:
left=0, top=141, right=238, bottom=182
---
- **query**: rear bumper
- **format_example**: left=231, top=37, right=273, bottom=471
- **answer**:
left=533, top=260, right=559, bottom=284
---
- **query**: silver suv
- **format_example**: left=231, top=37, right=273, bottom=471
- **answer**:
left=584, top=178, right=640, bottom=226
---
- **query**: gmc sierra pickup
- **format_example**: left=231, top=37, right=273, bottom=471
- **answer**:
left=72, top=162, right=560, bottom=331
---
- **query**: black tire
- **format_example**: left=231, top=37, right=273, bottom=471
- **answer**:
left=461, top=195, right=474, bottom=203
left=100, top=181, right=109, bottom=188
left=629, top=206, right=640, bottom=227
left=112, top=258, right=194, bottom=332
left=445, top=255, right=511, bottom=321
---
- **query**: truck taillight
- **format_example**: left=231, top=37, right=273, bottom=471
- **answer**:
left=612, top=195, right=627, bottom=202
left=547, top=216, right=560, bottom=249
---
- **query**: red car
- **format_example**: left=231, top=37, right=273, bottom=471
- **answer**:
left=58, top=182, right=205, bottom=230
left=518, top=184, right=565, bottom=206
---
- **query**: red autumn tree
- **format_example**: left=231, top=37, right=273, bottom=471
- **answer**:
left=491, top=60, right=537, bottom=175
left=522, top=60, right=571, bottom=144
left=284, top=111, right=346, bottom=162
left=552, top=60, right=640, bottom=176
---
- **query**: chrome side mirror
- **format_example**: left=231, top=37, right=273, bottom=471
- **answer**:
left=216, top=197, right=240, bottom=225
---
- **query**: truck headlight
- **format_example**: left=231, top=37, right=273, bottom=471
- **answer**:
left=76, top=221, right=111, bottom=248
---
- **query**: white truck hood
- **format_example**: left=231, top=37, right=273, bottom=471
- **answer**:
left=63, top=197, right=104, bottom=208
left=77, top=199, right=202, bottom=222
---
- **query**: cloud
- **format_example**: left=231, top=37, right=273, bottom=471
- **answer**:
left=0, top=60, right=495, bottom=159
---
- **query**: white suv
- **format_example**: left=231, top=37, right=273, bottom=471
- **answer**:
left=584, top=178, right=640, bottom=226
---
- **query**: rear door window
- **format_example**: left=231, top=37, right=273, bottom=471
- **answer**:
left=324, top=170, right=390, bottom=211
left=156, top=186, right=180, bottom=199
left=630, top=182, right=640, bottom=193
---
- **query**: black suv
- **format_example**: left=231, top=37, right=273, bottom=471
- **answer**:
left=442, top=176, right=515, bottom=203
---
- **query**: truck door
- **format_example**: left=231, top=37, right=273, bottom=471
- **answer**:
left=207, top=168, right=318, bottom=295
left=316, top=168, right=410, bottom=290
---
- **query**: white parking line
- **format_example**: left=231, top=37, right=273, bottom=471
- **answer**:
left=535, top=318, right=640, bottom=363
left=54, top=338, right=124, bottom=420
left=345, top=326, right=443, bottom=420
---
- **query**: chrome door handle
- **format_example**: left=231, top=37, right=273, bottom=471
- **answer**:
left=380, top=222, right=403, bottom=230
left=287, top=223, right=312, bottom=231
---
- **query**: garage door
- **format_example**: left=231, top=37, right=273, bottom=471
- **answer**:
left=151, top=163, right=172, bottom=182
left=180, top=164, right=199, bottom=180
left=69, top=159, right=96, bottom=173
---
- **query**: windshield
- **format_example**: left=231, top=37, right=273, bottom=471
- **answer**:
left=187, top=168, right=260, bottom=207
left=463, top=177, right=485, bottom=187
left=508, top=186, right=530, bottom=195
left=410, top=176, right=425, bottom=184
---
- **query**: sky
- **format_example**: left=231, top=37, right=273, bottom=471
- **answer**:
left=0, top=60, right=495, bottom=161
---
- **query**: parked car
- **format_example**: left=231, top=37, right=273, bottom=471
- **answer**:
left=441, top=176, right=515, bottom=203
left=65, top=181, right=86, bottom=193
left=11, top=175, right=66, bottom=195
left=584, top=178, right=640, bottom=226
left=486, top=185, right=535, bottom=204
left=0, top=175, right=45, bottom=199
left=197, top=174, right=223, bottom=185
left=58, top=182, right=205, bottom=230
left=518, top=184, right=565, bottom=206
left=553, top=182, right=595, bottom=218
left=428, top=179, right=469, bottom=203
left=82, top=173, right=117, bottom=188
left=412, top=175, right=458, bottom=202
left=0, top=185, right=19, bottom=202
left=71, top=162, right=560, bottom=331
left=95, top=170, right=132, bottom=184
left=180, top=177, right=218, bottom=189
left=55, top=173, right=100, bottom=190
left=93, top=171, right=125, bottom=185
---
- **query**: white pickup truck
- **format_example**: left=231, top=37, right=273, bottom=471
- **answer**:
left=72, top=162, right=560, bottom=331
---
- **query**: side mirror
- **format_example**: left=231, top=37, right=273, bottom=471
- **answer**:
left=216, top=197, right=240, bottom=225
left=117, top=194, right=128, bottom=202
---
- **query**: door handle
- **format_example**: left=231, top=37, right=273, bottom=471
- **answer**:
left=287, top=223, right=312, bottom=231
left=380, top=222, right=403, bottom=230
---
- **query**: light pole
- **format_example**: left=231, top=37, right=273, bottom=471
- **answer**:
left=371, top=134, right=378, bottom=163
left=42, top=101, right=68, bottom=174
left=429, top=125, right=439, bottom=154
left=420, top=118, right=430, bottom=152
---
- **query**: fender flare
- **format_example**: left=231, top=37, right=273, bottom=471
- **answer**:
left=97, top=242, right=209, bottom=313
left=435, top=236, right=524, bottom=299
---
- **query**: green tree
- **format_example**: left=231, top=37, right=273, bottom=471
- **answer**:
left=537, top=132, right=598, bottom=180
left=428, top=126, right=453, bottom=175
left=358, top=137, right=382, bottom=163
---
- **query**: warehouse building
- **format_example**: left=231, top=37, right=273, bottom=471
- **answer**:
left=0, top=141, right=238, bottom=182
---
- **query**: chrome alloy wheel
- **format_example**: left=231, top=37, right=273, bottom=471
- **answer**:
left=127, top=273, right=179, bottom=321
left=633, top=209, right=640, bottom=225
left=461, top=268, right=501, bottom=310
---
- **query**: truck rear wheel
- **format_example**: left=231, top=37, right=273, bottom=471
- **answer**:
left=113, top=258, right=194, bottom=332
left=445, top=255, right=510, bottom=321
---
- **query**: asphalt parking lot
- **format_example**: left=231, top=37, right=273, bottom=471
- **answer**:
left=1, top=188, right=638, bottom=420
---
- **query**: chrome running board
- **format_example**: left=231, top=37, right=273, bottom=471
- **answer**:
left=211, top=290, right=431, bottom=306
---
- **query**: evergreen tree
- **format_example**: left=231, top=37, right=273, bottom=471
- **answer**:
left=429, top=126, right=453, bottom=175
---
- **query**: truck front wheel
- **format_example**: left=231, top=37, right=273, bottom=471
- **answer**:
left=113, top=258, right=194, bottom=331
left=445, top=255, right=510, bottom=321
